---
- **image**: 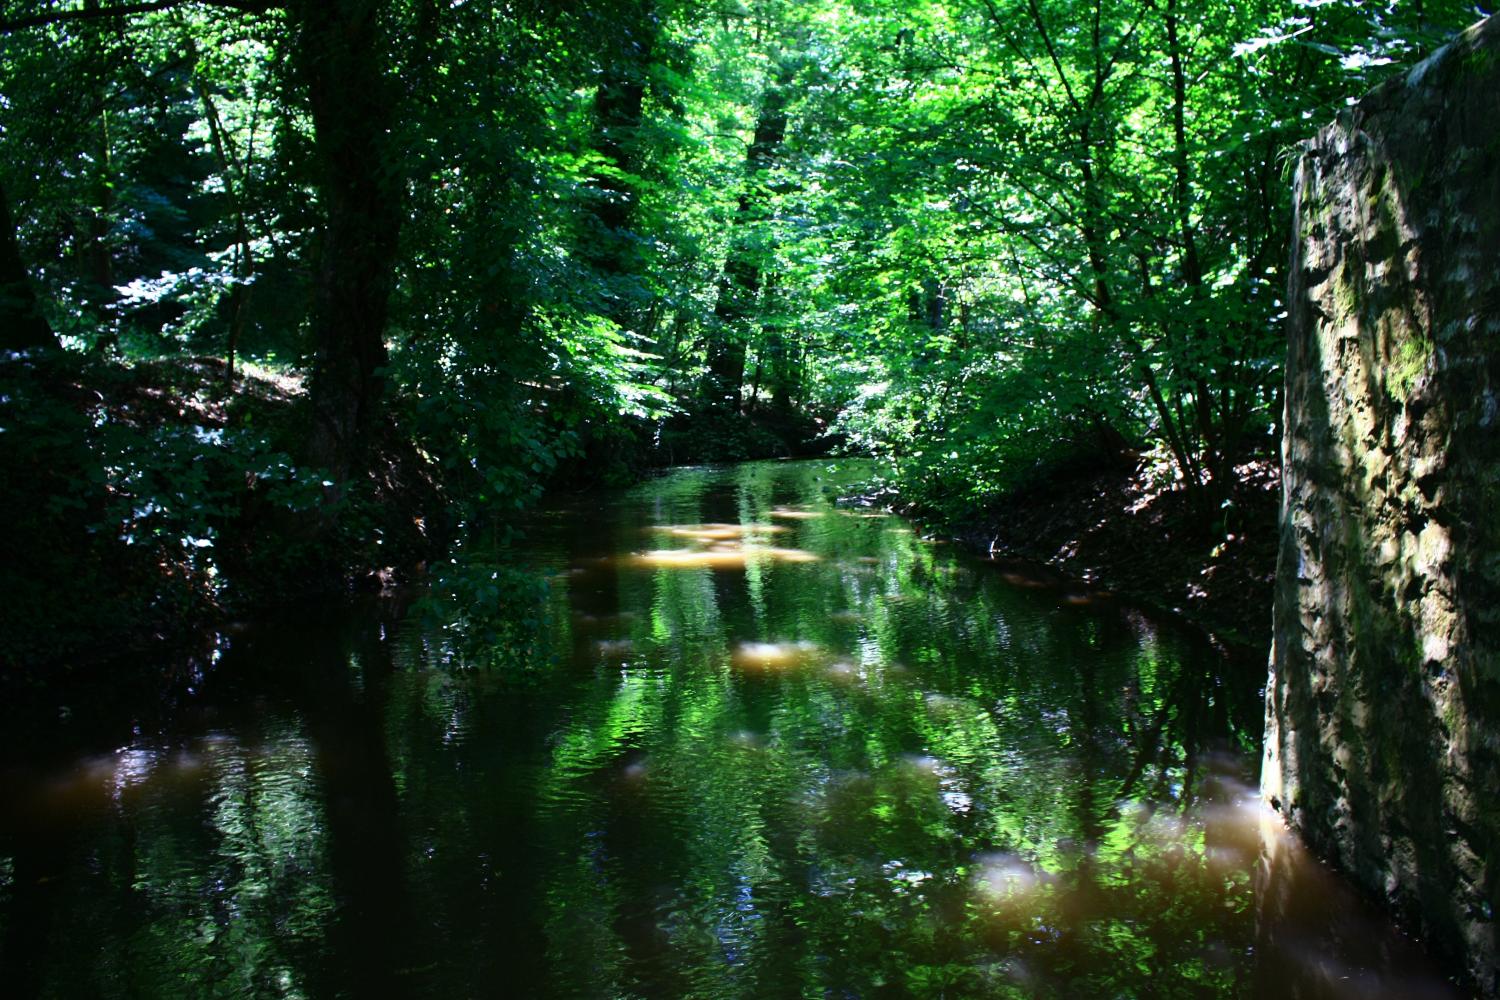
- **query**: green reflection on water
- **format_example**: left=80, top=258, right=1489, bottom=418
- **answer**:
left=500, top=462, right=1261, bottom=998
left=1, top=726, right=334, bottom=998
left=0, top=461, right=1459, bottom=998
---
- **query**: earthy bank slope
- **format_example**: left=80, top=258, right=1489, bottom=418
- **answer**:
left=0, top=354, right=447, bottom=676
left=905, top=458, right=1280, bottom=654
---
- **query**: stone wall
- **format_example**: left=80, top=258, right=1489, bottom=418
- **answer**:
left=1263, top=16, right=1500, bottom=995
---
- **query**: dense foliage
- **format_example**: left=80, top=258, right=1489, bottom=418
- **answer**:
left=0, top=0, right=1488, bottom=660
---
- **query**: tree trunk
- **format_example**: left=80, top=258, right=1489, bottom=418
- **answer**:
left=0, top=179, right=60, bottom=353
left=703, top=62, right=792, bottom=412
left=1163, top=0, right=1224, bottom=494
left=292, top=0, right=402, bottom=487
left=585, top=0, right=655, bottom=327
left=193, top=72, right=256, bottom=386
left=705, top=241, right=759, bottom=410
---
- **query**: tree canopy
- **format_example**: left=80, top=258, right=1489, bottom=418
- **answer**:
left=0, top=0, right=1488, bottom=652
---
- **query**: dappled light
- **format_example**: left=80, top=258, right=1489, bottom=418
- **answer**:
left=768, top=507, right=823, bottom=521
left=658, top=522, right=790, bottom=541
left=628, top=521, right=820, bottom=569
left=972, top=853, right=1051, bottom=909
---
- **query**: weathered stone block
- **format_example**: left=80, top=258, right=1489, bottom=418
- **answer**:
left=1264, top=15, right=1500, bottom=995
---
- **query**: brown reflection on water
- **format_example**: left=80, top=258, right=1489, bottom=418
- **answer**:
left=1254, top=806, right=1461, bottom=999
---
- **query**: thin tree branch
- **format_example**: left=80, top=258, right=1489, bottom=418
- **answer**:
left=0, top=0, right=273, bottom=33
left=1023, top=0, right=1081, bottom=112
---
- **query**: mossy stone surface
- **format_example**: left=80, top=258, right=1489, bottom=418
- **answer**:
left=1264, top=15, right=1500, bottom=996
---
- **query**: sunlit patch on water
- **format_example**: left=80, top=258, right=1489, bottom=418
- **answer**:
left=897, top=754, right=973, bottom=814
left=823, top=659, right=862, bottom=683
left=922, top=691, right=971, bottom=717
left=901, top=753, right=947, bottom=775
left=1201, top=795, right=1270, bottom=876
left=657, top=522, right=789, bottom=542
left=882, top=859, right=934, bottom=896
left=942, top=790, right=973, bottom=813
left=726, top=729, right=764, bottom=749
left=769, top=507, right=822, bottom=520
left=973, top=853, right=1052, bottom=908
left=630, top=544, right=819, bottom=568
left=1000, top=571, right=1054, bottom=589
left=111, top=747, right=164, bottom=799
left=731, top=640, right=820, bottom=671
left=572, top=611, right=638, bottom=627
left=7, top=742, right=221, bottom=822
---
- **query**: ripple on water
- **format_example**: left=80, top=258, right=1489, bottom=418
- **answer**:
left=822, top=660, right=862, bottom=684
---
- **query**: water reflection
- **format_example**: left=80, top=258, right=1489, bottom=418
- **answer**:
left=0, top=725, right=335, bottom=997
left=0, top=461, right=1463, bottom=998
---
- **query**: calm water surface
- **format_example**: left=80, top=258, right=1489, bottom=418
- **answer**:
left=0, top=461, right=1461, bottom=998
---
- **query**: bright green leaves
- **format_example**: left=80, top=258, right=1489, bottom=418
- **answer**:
left=0, top=0, right=1485, bottom=578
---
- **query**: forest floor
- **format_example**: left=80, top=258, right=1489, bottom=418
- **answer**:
left=933, top=458, right=1281, bottom=654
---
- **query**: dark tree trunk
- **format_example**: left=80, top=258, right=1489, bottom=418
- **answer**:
left=193, top=71, right=256, bottom=385
left=0, top=179, right=60, bottom=353
left=759, top=272, right=799, bottom=415
left=705, top=238, right=760, bottom=410
left=292, top=0, right=403, bottom=486
left=703, top=65, right=791, bottom=412
left=585, top=1, right=655, bottom=320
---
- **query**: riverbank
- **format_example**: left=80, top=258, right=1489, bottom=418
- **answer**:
left=900, top=457, right=1281, bottom=656
left=0, top=352, right=449, bottom=676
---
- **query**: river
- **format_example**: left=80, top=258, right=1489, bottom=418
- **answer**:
left=0, top=460, right=1459, bottom=998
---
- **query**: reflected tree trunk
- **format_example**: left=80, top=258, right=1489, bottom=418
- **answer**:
left=295, top=615, right=428, bottom=997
